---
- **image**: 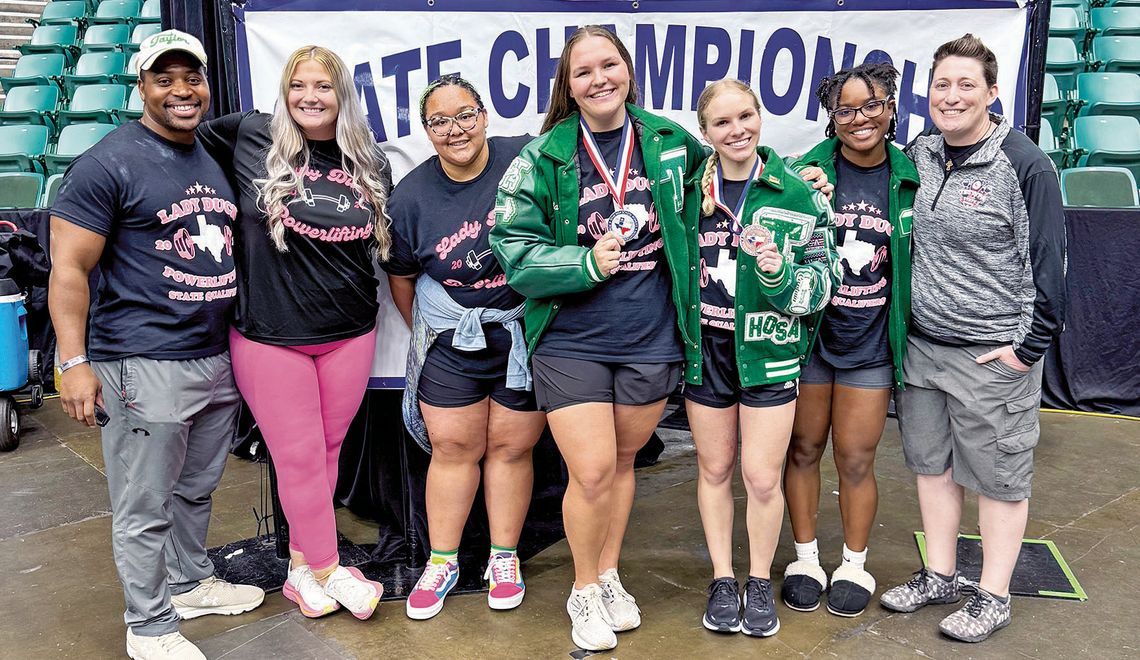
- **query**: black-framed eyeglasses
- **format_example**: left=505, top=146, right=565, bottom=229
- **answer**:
left=830, top=98, right=890, bottom=125
left=425, top=109, right=483, bottom=136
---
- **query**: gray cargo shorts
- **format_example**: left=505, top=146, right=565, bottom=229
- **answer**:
left=895, top=334, right=1043, bottom=501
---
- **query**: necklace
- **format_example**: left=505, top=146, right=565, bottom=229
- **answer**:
left=945, top=120, right=996, bottom=172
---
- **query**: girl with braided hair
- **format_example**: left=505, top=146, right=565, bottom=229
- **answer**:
left=782, top=62, right=920, bottom=618
left=685, top=79, right=840, bottom=637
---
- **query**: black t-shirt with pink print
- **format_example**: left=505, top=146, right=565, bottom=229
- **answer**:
left=53, top=121, right=238, bottom=361
left=383, top=135, right=531, bottom=374
left=536, top=126, right=681, bottom=363
left=197, top=112, right=388, bottom=346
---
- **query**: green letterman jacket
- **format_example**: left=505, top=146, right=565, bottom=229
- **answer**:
left=489, top=104, right=707, bottom=362
left=793, top=137, right=919, bottom=388
left=690, top=146, right=842, bottom=387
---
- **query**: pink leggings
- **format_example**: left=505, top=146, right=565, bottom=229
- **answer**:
left=229, top=327, right=377, bottom=571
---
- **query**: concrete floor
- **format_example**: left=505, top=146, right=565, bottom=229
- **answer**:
left=1, top=400, right=1137, bottom=659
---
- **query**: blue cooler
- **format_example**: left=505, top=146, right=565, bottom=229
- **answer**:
left=0, top=278, right=29, bottom=392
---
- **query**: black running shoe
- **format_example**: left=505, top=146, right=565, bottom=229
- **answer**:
left=741, top=577, right=780, bottom=637
left=702, top=577, right=741, bottom=633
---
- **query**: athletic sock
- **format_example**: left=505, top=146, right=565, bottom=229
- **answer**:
left=932, top=569, right=956, bottom=582
left=794, top=539, right=820, bottom=565
left=841, top=544, right=867, bottom=572
left=490, top=544, right=517, bottom=557
left=430, top=548, right=458, bottom=566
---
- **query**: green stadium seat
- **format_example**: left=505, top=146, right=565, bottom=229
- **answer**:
left=1074, top=115, right=1140, bottom=182
left=18, top=25, right=81, bottom=65
left=138, top=0, right=161, bottom=24
left=1108, top=0, right=1140, bottom=6
left=90, top=0, right=143, bottom=25
left=1051, top=7, right=1086, bottom=51
left=0, top=125, right=50, bottom=173
left=30, top=1, right=88, bottom=28
left=0, top=54, right=66, bottom=92
left=64, top=52, right=129, bottom=95
left=0, top=173, right=46, bottom=208
left=0, top=86, right=59, bottom=134
left=1061, top=167, right=1139, bottom=206
left=1091, top=35, right=1140, bottom=72
left=115, top=87, right=144, bottom=122
left=42, top=173, right=66, bottom=208
left=124, top=23, right=161, bottom=55
left=44, top=123, right=116, bottom=174
left=1046, top=37, right=1085, bottom=98
left=1038, top=121, right=1067, bottom=170
left=58, top=84, right=128, bottom=127
left=1091, top=7, right=1140, bottom=37
left=1041, top=74, right=1066, bottom=138
left=81, top=24, right=132, bottom=53
left=1076, top=72, right=1140, bottom=123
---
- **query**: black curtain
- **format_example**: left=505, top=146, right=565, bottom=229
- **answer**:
left=1040, top=208, right=1140, bottom=416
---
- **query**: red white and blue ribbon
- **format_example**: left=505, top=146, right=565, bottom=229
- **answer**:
left=580, top=116, right=635, bottom=212
left=710, top=156, right=762, bottom=234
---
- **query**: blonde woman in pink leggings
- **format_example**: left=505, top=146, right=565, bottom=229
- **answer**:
left=197, top=45, right=391, bottom=620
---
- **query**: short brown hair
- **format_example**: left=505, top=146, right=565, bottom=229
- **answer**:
left=541, top=26, right=639, bottom=134
left=932, top=33, right=998, bottom=88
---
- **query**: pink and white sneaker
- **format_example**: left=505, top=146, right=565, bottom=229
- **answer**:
left=282, top=563, right=340, bottom=618
left=406, top=559, right=459, bottom=620
left=322, top=566, right=384, bottom=620
left=484, top=551, right=525, bottom=610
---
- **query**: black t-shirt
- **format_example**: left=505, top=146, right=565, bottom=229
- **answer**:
left=818, top=155, right=892, bottom=369
left=536, top=126, right=681, bottom=363
left=384, top=135, right=531, bottom=375
left=196, top=111, right=388, bottom=345
left=52, top=121, right=237, bottom=361
left=698, top=178, right=748, bottom=334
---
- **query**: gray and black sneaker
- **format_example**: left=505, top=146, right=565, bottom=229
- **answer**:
left=741, top=577, right=780, bottom=637
left=880, top=567, right=961, bottom=613
left=939, top=588, right=1011, bottom=643
left=702, top=578, right=741, bottom=633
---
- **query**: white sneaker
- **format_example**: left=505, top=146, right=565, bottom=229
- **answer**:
left=323, top=566, right=384, bottom=620
left=171, top=575, right=264, bottom=619
left=566, top=583, right=617, bottom=651
left=598, top=568, right=641, bottom=631
left=125, top=629, right=205, bottom=660
left=283, top=563, right=340, bottom=618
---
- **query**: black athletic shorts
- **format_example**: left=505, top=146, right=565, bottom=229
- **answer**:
left=417, top=343, right=537, bottom=412
left=684, top=330, right=798, bottom=408
left=531, top=354, right=682, bottom=413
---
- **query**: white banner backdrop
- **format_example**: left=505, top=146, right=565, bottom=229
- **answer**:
left=232, top=0, right=1033, bottom=387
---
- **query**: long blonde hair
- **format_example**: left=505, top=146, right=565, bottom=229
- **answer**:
left=256, top=46, right=391, bottom=259
left=696, top=79, right=762, bottom=217
left=541, top=26, right=640, bottom=134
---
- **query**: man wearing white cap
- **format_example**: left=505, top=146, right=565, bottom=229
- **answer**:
left=49, top=30, right=264, bottom=660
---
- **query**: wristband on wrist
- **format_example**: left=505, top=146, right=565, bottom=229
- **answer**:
left=59, top=355, right=89, bottom=373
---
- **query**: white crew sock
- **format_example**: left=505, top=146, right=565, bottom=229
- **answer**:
left=842, top=543, right=868, bottom=571
left=794, top=539, right=819, bottom=565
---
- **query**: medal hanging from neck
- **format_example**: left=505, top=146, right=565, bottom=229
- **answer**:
left=710, top=156, right=762, bottom=234
left=581, top=116, right=640, bottom=242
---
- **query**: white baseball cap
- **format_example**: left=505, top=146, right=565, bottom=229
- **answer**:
left=132, top=29, right=208, bottom=73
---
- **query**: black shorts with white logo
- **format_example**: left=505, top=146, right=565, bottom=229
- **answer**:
left=684, top=329, right=798, bottom=408
left=531, top=354, right=681, bottom=413
left=417, top=343, right=537, bottom=412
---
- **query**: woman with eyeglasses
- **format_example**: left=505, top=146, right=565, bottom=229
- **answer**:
left=383, top=75, right=546, bottom=621
left=780, top=62, right=920, bottom=619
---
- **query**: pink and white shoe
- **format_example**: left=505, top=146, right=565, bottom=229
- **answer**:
left=282, top=564, right=340, bottom=618
left=322, top=566, right=384, bottom=620
left=484, top=551, right=525, bottom=610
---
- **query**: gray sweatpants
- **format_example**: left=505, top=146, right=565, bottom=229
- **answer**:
left=92, top=353, right=240, bottom=636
